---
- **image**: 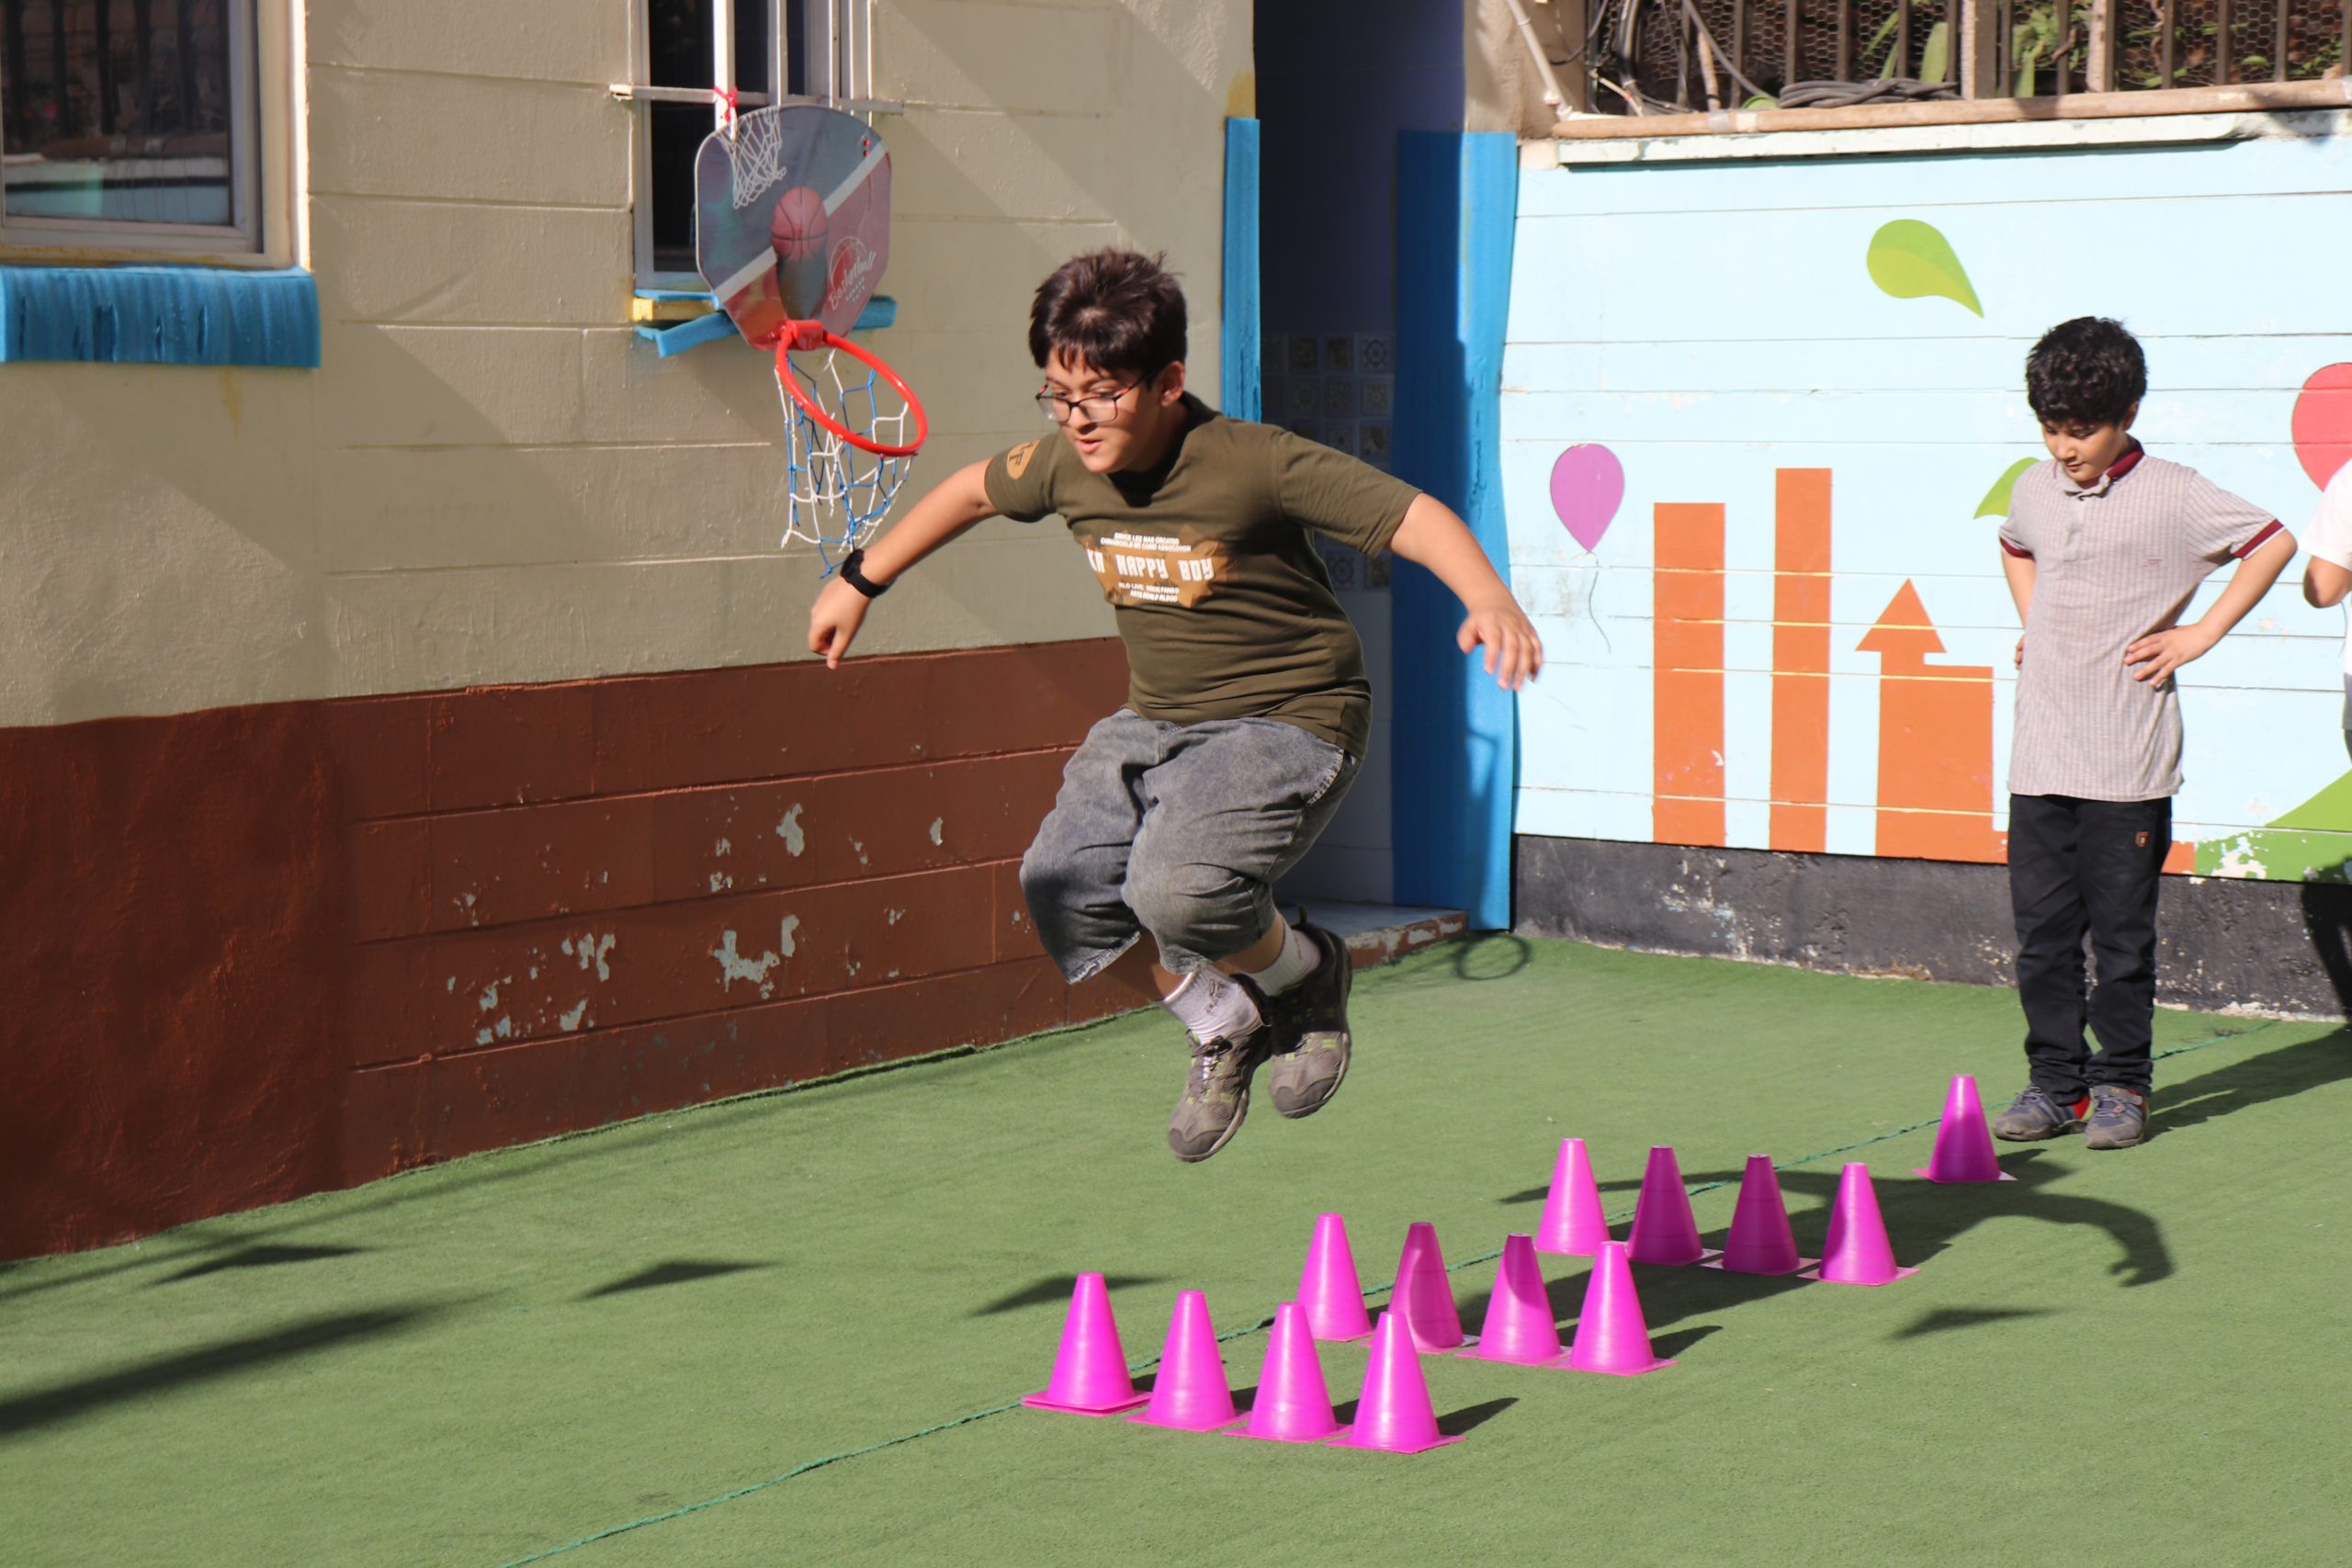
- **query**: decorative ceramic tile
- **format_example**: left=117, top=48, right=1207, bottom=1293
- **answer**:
left=1259, top=376, right=1285, bottom=419
left=1324, top=378, right=1356, bottom=419
left=1289, top=378, right=1319, bottom=416
left=1262, top=333, right=1285, bottom=372
left=1360, top=422, right=1391, bottom=466
left=1317, top=538, right=1362, bottom=590
left=1288, top=335, right=1320, bottom=373
left=1357, top=333, right=1393, bottom=374
left=1287, top=419, right=1321, bottom=445
left=1324, top=335, right=1353, bottom=372
left=1360, top=376, right=1393, bottom=418
left=1323, top=422, right=1357, bottom=456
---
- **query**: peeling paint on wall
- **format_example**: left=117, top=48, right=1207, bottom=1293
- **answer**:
left=775, top=805, right=806, bottom=856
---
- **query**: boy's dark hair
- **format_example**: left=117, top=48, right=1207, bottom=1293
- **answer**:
left=2025, top=316, right=2146, bottom=426
left=1027, top=249, right=1187, bottom=376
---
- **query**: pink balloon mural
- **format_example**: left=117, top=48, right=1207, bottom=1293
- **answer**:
left=2292, top=364, right=2352, bottom=491
left=1549, top=443, right=1624, bottom=553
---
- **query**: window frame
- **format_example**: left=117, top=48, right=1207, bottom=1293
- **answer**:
left=628, top=0, right=786, bottom=292
left=0, top=0, right=272, bottom=261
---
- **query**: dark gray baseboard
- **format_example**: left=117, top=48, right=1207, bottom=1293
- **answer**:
left=1514, top=835, right=2352, bottom=1021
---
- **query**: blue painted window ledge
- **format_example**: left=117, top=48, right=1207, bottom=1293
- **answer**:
left=0, top=265, right=320, bottom=368
left=633, top=288, right=897, bottom=358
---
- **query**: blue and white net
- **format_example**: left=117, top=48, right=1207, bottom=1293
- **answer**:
left=777, top=345, right=916, bottom=573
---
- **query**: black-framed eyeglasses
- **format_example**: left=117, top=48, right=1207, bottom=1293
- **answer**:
left=1035, top=377, right=1148, bottom=426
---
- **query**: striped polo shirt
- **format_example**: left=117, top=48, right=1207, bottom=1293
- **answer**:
left=1999, top=444, right=2282, bottom=801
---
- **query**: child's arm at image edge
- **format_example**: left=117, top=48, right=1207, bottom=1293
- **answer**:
left=1386, top=493, right=1544, bottom=691
left=808, top=459, right=1000, bottom=669
left=2124, top=527, right=2298, bottom=684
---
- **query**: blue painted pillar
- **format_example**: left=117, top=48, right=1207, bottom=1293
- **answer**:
left=1389, top=130, right=1518, bottom=930
left=1221, top=118, right=1261, bottom=421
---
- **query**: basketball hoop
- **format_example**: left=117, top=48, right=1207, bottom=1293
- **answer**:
left=769, top=323, right=928, bottom=569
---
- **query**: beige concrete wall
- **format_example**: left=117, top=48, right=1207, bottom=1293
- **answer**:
left=0, top=0, right=1252, bottom=728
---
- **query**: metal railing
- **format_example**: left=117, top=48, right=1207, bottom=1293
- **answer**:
left=1580, top=0, right=2352, bottom=115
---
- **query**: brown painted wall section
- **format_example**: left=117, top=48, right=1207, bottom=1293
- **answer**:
left=0, top=643, right=1131, bottom=1261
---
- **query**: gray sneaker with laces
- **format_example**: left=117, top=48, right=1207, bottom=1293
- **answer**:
left=1263, top=920, right=1353, bottom=1119
left=1991, top=1085, right=2087, bottom=1142
left=2083, top=1084, right=2150, bottom=1150
left=1168, top=1029, right=1272, bottom=1162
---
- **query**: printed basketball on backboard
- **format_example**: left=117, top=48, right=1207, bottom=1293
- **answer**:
left=695, top=106, right=891, bottom=346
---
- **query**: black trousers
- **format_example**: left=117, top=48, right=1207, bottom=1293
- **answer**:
left=2007, top=793, right=2170, bottom=1099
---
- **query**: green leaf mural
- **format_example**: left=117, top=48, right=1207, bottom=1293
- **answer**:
left=1974, top=457, right=2039, bottom=519
left=2192, top=769, right=2352, bottom=882
left=1866, top=220, right=1983, bottom=316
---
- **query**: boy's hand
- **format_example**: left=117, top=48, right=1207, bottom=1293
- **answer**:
left=808, top=578, right=871, bottom=670
left=2123, top=622, right=2219, bottom=684
left=1456, top=597, right=1544, bottom=691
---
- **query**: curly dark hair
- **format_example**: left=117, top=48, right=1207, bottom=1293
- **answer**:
left=2025, top=317, right=2146, bottom=427
left=1027, top=249, right=1187, bottom=376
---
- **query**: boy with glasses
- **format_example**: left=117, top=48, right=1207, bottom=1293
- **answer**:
left=808, top=249, right=1541, bottom=1160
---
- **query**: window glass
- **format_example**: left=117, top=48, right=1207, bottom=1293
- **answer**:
left=1, top=0, right=240, bottom=229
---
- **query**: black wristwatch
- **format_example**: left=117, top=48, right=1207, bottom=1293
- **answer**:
left=839, top=547, right=891, bottom=598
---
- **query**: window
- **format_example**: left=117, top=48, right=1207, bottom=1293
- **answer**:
left=0, top=0, right=260, bottom=253
left=624, top=0, right=884, bottom=287
left=1577, top=0, right=2352, bottom=117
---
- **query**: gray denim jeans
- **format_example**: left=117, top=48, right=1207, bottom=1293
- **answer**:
left=1021, top=709, right=1360, bottom=981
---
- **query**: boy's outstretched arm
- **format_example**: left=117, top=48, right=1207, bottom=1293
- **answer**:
left=2303, top=556, right=2352, bottom=608
left=2124, top=528, right=2298, bottom=684
left=808, top=460, right=1000, bottom=668
left=1387, top=493, right=1544, bottom=691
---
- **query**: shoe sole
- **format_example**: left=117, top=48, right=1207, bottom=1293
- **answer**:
left=1272, top=929, right=1353, bottom=1120
left=1992, top=1121, right=2080, bottom=1143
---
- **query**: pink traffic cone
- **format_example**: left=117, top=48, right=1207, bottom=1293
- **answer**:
left=1913, top=1075, right=2016, bottom=1183
left=1390, top=1222, right=1467, bottom=1352
left=1297, top=1213, right=1374, bottom=1341
left=1023, top=1272, right=1149, bottom=1415
left=1327, top=1312, right=1464, bottom=1453
left=1706, top=1155, right=1809, bottom=1276
left=1625, top=1145, right=1710, bottom=1266
left=1535, top=1137, right=1611, bottom=1257
left=1229, top=1303, right=1348, bottom=1444
left=1128, top=1290, right=1238, bottom=1430
left=1812, top=1163, right=1917, bottom=1286
left=1565, top=1241, right=1674, bottom=1376
left=1458, top=1234, right=1566, bottom=1366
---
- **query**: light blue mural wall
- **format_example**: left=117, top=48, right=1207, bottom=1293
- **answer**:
left=1501, top=125, right=2352, bottom=879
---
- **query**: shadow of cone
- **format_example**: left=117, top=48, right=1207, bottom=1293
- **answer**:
left=1128, top=1289, right=1238, bottom=1431
left=1458, top=1234, right=1566, bottom=1366
left=1703, top=1155, right=1812, bottom=1276
left=1626, top=1145, right=1713, bottom=1266
left=1229, top=1303, right=1348, bottom=1444
left=1566, top=1241, right=1675, bottom=1376
left=1298, top=1213, right=1374, bottom=1342
left=1536, top=1136, right=1611, bottom=1257
left=1808, top=1163, right=1917, bottom=1286
left=1390, top=1221, right=1468, bottom=1353
left=1327, top=1312, right=1464, bottom=1453
left=1914, top=1075, right=2017, bottom=1183
left=1022, top=1272, right=1149, bottom=1415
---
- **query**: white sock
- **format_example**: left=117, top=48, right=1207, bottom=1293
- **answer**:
left=1239, top=917, right=1322, bottom=998
left=1161, top=968, right=1263, bottom=1045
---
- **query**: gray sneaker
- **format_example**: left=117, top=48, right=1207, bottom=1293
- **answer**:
left=1168, top=1029, right=1272, bottom=1162
left=1262, top=921, right=1352, bottom=1119
left=1991, top=1085, right=2088, bottom=1142
left=2083, top=1085, right=2150, bottom=1150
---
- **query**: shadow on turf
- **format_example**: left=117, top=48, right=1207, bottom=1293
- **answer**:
left=971, top=1273, right=1169, bottom=1317
left=0, top=1302, right=456, bottom=1438
left=2152, top=1024, right=2352, bottom=1139
left=1892, top=1306, right=2057, bottom=1339
left=154, top=1243, right=368, bottom=1284
left=1319, top=1395, right=1519, bottom=1437
left=580, top=1260, right=773, bottom=1300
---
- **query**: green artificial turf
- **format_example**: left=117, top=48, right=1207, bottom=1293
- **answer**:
left=6, top=937, right=2349, bottom=1566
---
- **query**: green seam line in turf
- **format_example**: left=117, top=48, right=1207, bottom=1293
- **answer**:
left=492, top=1021, right=2272, bottom=1568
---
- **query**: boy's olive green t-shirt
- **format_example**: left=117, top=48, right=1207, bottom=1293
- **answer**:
left=982, top=397, right=1419, bottom=757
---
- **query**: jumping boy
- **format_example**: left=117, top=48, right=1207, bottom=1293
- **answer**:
left=808, top=249, right=1541, bottom=1161
left=1993, top=316, right=2294, bottom=1150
